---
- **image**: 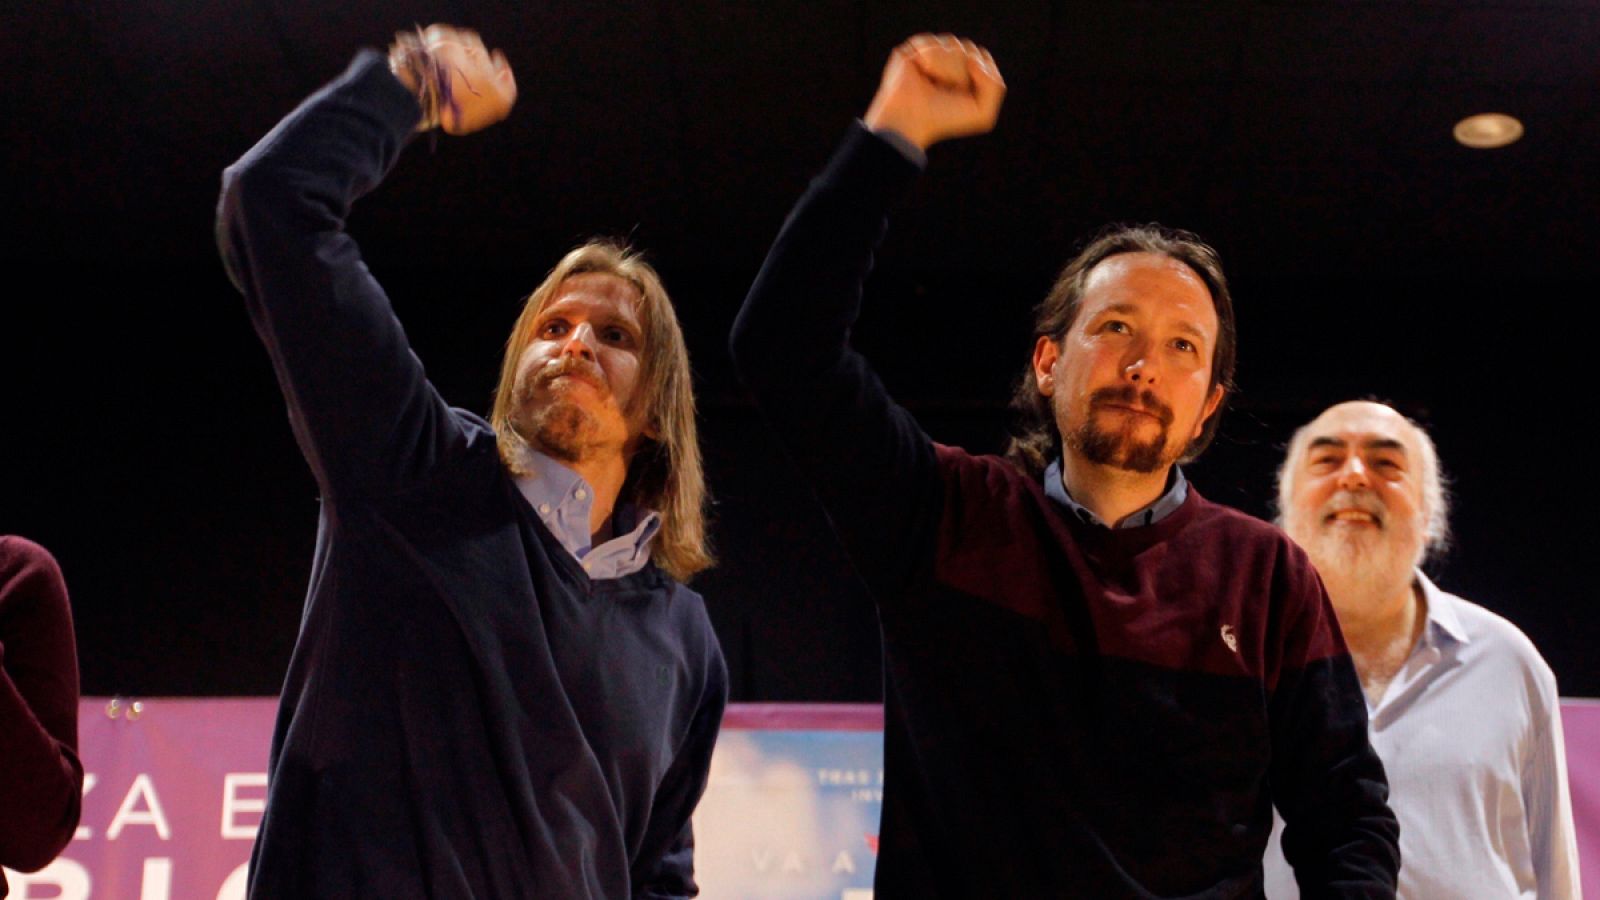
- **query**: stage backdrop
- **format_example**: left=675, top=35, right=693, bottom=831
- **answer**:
left=4, top=699, right=1595, bottom=898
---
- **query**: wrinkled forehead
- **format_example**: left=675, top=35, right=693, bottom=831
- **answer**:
left=540, top=271, right=644, bottom=319
left=1300, top=401, right=1423, bottom=463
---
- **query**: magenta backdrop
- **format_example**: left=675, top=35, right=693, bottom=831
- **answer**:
left=3, top=698, right=1595, bottom=898
left=1564, top=699, right=1600, bottom=895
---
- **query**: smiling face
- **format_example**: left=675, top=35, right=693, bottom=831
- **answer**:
left=506, top=272, right=650, bottom=464
left=1282, top=401, right=1429, bottom=586
left=1033, top=252, right=1224, bottom=475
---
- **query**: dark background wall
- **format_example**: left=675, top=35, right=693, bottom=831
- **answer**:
left=2, top=0, right=1595, bottom=701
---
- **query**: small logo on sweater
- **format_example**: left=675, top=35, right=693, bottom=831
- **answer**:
left=1220, top=624, right=1239, bottom=653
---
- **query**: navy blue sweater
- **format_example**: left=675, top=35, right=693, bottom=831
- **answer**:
left=730, top=125, right=1399, bottom=898
left=217, top=52, right=726, bottom=899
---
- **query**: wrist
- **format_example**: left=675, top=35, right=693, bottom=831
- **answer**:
left=388, top=30, right=444, bottom=131
left=863, top=123, right=929, bottom=168
left=863, top=109, right=933, bottom=151
left=389, top=58, right=420, bottom=95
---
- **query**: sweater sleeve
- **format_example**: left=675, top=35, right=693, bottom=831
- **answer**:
left=1268, top=550, right=1400, bottom=897
left=216, top=50, right=467, bottom=496
left=0, top=537, right=83, bottom=873
left=728, top=124, right=943, bottom=599
left=632, top=648, right=728, bottom=899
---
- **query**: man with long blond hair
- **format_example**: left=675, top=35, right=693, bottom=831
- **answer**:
left=217, top=25, right=724, bottom=899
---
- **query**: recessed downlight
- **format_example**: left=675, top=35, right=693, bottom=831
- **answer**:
left=1453, top=113, right=1524, bottom=149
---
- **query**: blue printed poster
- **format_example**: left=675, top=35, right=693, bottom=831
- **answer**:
left=693, top=728, right=884, bottom=899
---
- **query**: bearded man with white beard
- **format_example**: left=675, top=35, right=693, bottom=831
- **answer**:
left=1264, top=400, right=1581, bottom=899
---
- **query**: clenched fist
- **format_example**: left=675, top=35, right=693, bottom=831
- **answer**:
left=864, top=34, right=1004, bottom=151
left=390, top=25, right=517, bottom=135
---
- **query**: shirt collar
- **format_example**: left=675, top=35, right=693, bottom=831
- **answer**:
left=1414, top=569, right=1471, bottom=648
left=511, top=447, right=661, bottom=563
left=1043, top=459, right=1188, bottom=529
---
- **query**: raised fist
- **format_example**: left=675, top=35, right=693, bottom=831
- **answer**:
left=390, top=25, right=517, bottom=135
left=863, top=34, right=1004, bottom=151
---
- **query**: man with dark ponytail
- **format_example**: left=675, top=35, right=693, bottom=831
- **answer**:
left=731, top=32, right=1398, bottom=898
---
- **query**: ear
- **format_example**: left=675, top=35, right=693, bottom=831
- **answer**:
left=1190, top=383, right=1226, bottom=441
left=1032, top=335, right=1061, bottom=396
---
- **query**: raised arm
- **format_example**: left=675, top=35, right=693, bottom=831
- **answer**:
left=215, top=27, right=515, bottom=495
left=0, top=537, right=82, bottom=873
left=728, top=35, right=1004, bottom=598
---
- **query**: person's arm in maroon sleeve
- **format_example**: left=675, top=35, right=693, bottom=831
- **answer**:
left=1268, top=547, right=1399, bottom=896
left=0, top=536, right=83, bottom=873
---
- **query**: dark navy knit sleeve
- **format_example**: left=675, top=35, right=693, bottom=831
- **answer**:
left=729, top=125, right=943, bottom=599
left=1268, top=548, right=1401, bottom=897
left=216, top=51, right=467, bottom=496
left=633, top=644, right=727, bottom=899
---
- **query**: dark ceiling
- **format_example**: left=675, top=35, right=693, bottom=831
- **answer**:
left=10, top=1, right=1600, bottom=279
left=3, top=1, right=1596, bottom=699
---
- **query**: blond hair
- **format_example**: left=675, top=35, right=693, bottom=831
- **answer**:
left=491, top=240, right=712, bottom=581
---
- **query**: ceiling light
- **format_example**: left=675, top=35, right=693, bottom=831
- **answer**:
left=1453, top=113, right=1523, bottom=149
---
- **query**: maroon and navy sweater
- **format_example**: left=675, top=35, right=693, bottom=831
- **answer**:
left=730, top=124, right=1399, bottom=898
left=0, top=537, right=82, bottom=898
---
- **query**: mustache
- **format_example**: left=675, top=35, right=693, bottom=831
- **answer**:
left=532, top=356, right=608, bottom=394
left=1318, top=490, right=1385, bottom=524
left=1088, top=385, right=1174, bottom=427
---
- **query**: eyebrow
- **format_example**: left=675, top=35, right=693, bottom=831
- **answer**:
left=1099, top=302, right=1209, bottom=341
left=539, top=299, right=641, bottom=326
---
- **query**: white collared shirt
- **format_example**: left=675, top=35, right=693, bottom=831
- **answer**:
left=1264, top=572, right=1581, bottom=899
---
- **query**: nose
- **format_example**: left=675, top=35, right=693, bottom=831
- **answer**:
left=1336, top=456, right=1370, bottom=490
left=1122, top=342, right=1157, bottom=385
left=560, top=322, right=597, bottom=361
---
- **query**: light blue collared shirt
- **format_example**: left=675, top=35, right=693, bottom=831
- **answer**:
left=1263, top=572, right=1581, bottom=899
left=512, top=449, right=661, bottom=580
left=1043, top=458, right=1189, bottom=529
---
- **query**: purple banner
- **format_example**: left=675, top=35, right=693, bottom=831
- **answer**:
left=1566, top=699, right=1600, bottom=895
left=4, top=698, right=275, bottom=899
left=4, top=698, right=1596, bottom=898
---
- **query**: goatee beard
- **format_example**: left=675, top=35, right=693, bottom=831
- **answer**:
left=514, top=402, right=598, bottom=463
left=509, top=358, right=610, bottom=462
left=1063, top=385, right=1176, bottom=474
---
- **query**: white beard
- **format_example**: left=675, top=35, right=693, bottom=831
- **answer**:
left=1290, top=490, right=1422, bottom=608
left=1303, top=527, right=1411, bottom=600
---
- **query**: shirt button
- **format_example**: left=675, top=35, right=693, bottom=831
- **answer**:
left=538, top=503, right=552, bottom=515
left=575, top=488, right=587, bottom=500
